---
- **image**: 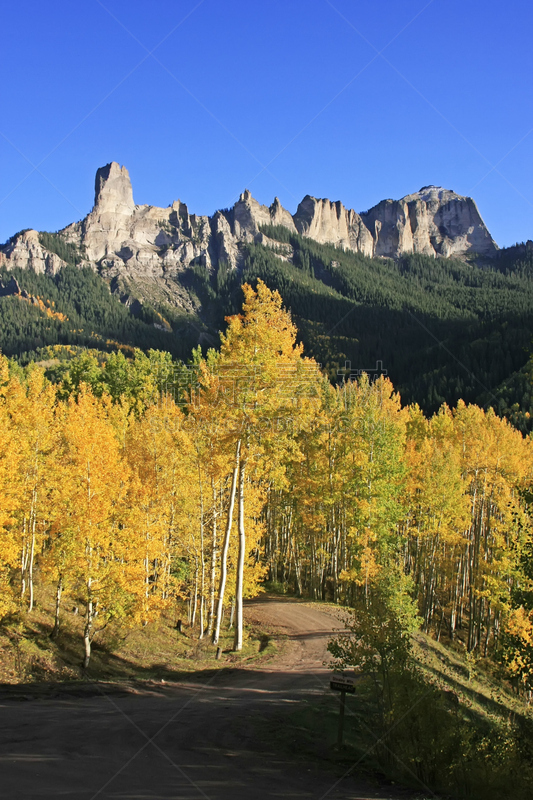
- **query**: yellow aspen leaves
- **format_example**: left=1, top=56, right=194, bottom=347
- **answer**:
left=0, top=285, right=532, bottom=677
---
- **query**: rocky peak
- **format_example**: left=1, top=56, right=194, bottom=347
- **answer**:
left=360, top=198, right=414, bottom=258
left=0, top=164, right=502, bottom=315
left=294, top=196, right=374, bottom=257
left=233, top=190, right=297, bottom=238
left=361, top=187, right=498, bottom=258
left=93, top=162, right=135, bottom=215
left=408, top=185, right=450, bottom=202
left=269, top=197, right=297, bottom=232
left=80, top=163, right=137, bottom=262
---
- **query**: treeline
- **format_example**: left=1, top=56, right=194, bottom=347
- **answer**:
left=1, top=282, right=533, bottom=689
left=266, top=383, right=532, bottom=658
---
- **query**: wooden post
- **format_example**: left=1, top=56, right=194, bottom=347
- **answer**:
left=337, top=690, right=346, bottom=747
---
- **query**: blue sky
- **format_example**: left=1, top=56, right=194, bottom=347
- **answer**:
left=1, top=0, right=532, bottom=248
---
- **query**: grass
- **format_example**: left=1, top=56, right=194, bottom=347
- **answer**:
left=0, top=585, right=279, bottom=686
left=253, top=689, right=426, bottom=799
left=254, top=627, right=533, bottom=800
left=411, top=631, right=529, bottom=722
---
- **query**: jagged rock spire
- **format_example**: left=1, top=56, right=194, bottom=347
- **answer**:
left=94, top=162, right=134, bottom=215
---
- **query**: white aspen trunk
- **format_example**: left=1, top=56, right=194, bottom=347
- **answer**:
left=51, top=576, right=63, bottom=639
left=198, top=472, right=205, bottom=639
left=83, top=578, right=93, bottom=669
left=21, top=518, right=29, bottom=599
left=212, top=440, right=241, bottom=645
left=190, top=557, right=199, bottom=628
left=188, top=590, right=193, bottom=625
left=21, top=542, right=26, bottom=599
left=207, top=479, right=218, bottom=635
left=28, top=493, right=37, bottom=612
left=198, top=596, right=204, bottom=638
left=294, top=543, right=303, bottom=596
left=233, top=459, right=246, bottom=652
left=144, top=548, right=150, bottom=611
left=199, top=595, right=205, bottom=638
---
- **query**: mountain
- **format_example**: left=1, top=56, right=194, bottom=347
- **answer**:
left=1, top=162, right=532, bottom=425
left=1, top=162, right=498, bottom=298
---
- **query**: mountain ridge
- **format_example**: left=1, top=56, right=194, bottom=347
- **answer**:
left=0, top=163, right=499, bottom=312
left=2, top=163, right=533, bottom=428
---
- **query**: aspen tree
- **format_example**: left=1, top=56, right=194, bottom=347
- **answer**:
left=125, top=399, right=195, bottom=625
left=403, top=404, right=469, bottom=637
left=57, top=387, right=131, bottom=668
left=453, top=402, right=532, bottom=652
left=0, top=358, right=21, bottom=618
left=198, top=280, right=320, bottom=649
left=2, top=367, right=56, bottom=613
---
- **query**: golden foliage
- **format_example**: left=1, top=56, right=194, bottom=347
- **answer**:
left=0, top=282, right=532, bottom=675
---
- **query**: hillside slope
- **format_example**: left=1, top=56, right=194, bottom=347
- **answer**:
left=1, top=163, right=532, bottom=418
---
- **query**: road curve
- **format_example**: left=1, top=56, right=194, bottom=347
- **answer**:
left=0, top=598, right=418, bottom=800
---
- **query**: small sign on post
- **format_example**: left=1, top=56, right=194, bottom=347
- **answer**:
left=330, top=673, right=356, bottom=747
left=330, top=674, right=356, bottom=694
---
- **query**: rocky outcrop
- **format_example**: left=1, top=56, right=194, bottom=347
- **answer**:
left=233, top=190, right=297, bottom=240
left=361, top=186, right=498, bottom=258
left=94, top=162, right=135, bottom=215
left=291, top=187, right=498, bottom=259
left=57, top=163, right=216, bottom=310
left=0, top=229, right=67, bottom=275
left=66, top=171, right=300, bottom=283
left=0, top=165, right=500, bottom=313
left=211, top=211, right=240, bottom=270
left=360, top=199, right=415, bottom=258
left=76, top=163, right=137, bottom=263
left=0, top=276, right=22, bottom=296
left=294, top=196, right=374, bottom=256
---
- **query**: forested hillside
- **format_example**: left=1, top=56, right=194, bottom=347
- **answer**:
left=2, top=281, right=532, bottom=666
left=234, top=227, right=533, bottom=421
left=0, top=264, right=197, bottom=362
left=2, top=228, right=533, bottom=427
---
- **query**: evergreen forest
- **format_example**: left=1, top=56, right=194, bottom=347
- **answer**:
left=2, top=229, right=533, bottom=433
left=0, top=264, right=198, bottom=363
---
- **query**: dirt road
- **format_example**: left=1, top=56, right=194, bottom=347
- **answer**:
left=0, top=598, right=420, bottom=800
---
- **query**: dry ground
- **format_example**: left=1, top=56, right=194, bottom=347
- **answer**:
left=0, top=598, right=427, bottom=800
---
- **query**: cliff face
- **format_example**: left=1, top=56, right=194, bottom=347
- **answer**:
left=360, top=186, right=498, bottom=258
left=293, top=196, right=374, bottom=257
left=0, top=229, right=67, bottom=275
left=0, top=164, right=499, bottom=310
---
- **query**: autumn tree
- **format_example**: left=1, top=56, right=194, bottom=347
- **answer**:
left=53, top=387, right=132, bottom=667
left=125, top=399, right=195, bottom=626
left=197, top=280, right=320, bottom=649
left=0, top=363, right=57, bottom=615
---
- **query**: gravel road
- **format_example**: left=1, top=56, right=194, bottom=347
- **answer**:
left=0, top=598, right=423, bottom=800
